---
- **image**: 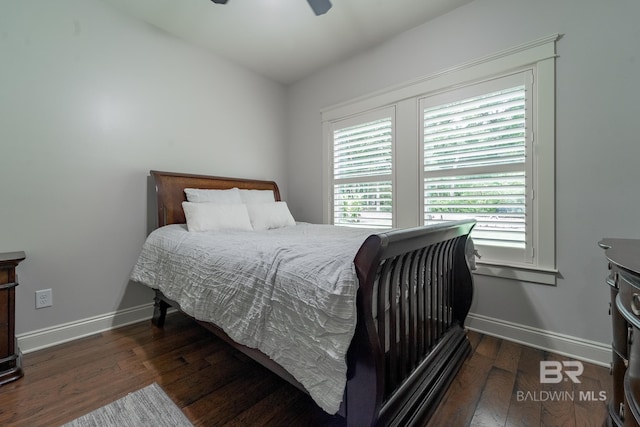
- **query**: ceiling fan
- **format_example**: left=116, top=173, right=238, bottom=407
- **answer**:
left=210, top=0, right=333, bottom=16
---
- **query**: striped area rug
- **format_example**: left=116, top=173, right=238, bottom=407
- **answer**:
left=62, top=383, right=193, bottom=427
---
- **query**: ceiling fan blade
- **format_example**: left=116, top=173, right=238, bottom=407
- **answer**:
left=307, top=0, right=332, bottom=16
left=210, top=0, right=331, bottom=16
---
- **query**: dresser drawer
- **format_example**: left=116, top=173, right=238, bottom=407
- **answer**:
left=0, top=326, right=8, bottom=358
left=614, top=349, right=629, bottom=420
left=624, top=320, right=640, bottom=426
left=618, top=272, right=640, bottom=326
left=0, top=290, right=7, bottom=325
left=613, top=284, right=630, bottom=357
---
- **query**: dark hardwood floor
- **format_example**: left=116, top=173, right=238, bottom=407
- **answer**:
left=0, top=313, right=611, bottom=427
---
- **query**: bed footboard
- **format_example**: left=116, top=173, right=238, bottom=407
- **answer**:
left=346, top=220, right=476, bottom=427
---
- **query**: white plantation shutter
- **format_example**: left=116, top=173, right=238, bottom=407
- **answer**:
left=334, top=119, right=392, bottom=179
left=422, top=72, right=533, bottom=261
left=331, top=109, right=394, bottom=228
left=424, top=172, right=526, bottom=248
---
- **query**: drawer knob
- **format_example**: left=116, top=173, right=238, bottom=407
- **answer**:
left=632, top=293, right=640, bottom=316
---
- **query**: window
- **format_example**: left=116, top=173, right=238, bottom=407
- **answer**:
left=323, top=35, right=558, bottom=284
left=422, top=72, right=533, bottom=265
left=330, top=108, right=394, bottom=228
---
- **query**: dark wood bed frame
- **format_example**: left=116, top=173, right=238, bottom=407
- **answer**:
left=147, top=170, right=476, bottom=427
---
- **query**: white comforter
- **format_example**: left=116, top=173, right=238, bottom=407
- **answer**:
left=130, top=223, right=375, bottom=414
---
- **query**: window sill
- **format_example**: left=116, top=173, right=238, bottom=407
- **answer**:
left=472, top=262, right=558, bottom=286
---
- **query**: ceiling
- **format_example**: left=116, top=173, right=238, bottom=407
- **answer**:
left=103, top=0, right=473, bottom=85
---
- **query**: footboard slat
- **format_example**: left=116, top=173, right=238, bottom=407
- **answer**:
left=399, top=253, right=412, bottom=380
left=445, top=238, right=455, bottom=327
left=352, top=220, right=475, bottom=427
left=423, top=246, right=435, bottom=353
left=388, top=257, right=399, bottom=391
left=430, top=243, right=440, bottom=348
left=415, top=248, right=427, bottom=358
left=407, top=250, right=421, bottom=371
left=377, top=259, right=392, bottom=377
left=438, top=240, right=449, bottom=337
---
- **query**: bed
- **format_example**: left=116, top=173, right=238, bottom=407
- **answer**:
left=131, top=170, right=476, bottom=427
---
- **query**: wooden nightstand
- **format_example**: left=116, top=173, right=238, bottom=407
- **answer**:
left=0, top=251, right=25, bottom=386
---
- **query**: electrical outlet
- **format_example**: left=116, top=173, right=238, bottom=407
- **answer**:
left=35, top=289, right=52, bottom=309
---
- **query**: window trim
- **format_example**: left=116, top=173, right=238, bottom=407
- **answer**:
left=322, top=34, right=559, bottom=284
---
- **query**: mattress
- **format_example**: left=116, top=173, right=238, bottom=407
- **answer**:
left=130, top=223, right=375, bottom=414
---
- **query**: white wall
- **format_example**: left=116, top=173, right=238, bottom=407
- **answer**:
left=286, top=0, right=640, bottom=352
left=0, top=0, right=287, bottom=334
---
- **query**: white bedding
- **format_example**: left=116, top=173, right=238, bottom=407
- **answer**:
left=129, top=223, right=376, bottom=414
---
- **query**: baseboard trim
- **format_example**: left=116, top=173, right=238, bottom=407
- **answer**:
left=465, top=312, right=611, bottom=367
left=16, top=306, right=612, bottom=367
left=16, top=303, right=156, bottom=354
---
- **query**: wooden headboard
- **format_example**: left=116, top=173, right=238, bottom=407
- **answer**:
left=150, top=170, right=281, bottom=227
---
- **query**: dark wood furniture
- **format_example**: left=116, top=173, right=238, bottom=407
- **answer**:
left=0, top=251, right=25, bottom=386
left=600, top=239, right=640, bottom=426
left=147, top=170, right=476, bottom=426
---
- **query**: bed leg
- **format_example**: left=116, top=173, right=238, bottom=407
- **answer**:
left=152, top=292, right=169, bottom=327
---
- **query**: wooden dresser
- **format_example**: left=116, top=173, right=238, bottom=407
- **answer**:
left=600, top=239, right=640, bottom=426
left=0, top=251, right=25, bottom=386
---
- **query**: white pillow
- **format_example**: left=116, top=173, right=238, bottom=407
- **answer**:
left=182, top=202, right=253, bottom=232
left=184, top=188, right=242, bottom=204
left=239, top=189, right=275, bottom=204
left=246, top=202, right=296, bottom=230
